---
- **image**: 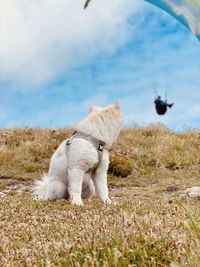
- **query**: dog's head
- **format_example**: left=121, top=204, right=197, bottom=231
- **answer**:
left=90, top=102, right=120, bottom=114
left=88, top=102, right=123, bottom=146
left=77, top=102, right=123, bottom=148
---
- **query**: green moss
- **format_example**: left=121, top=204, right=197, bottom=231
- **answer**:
left=109, top=156, right=132, bottom=178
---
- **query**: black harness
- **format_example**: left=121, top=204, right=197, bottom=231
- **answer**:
left=155, top=103, right=167, bottom=115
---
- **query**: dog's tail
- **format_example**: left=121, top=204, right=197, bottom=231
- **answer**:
left=32, top=174, right=67, bottom=200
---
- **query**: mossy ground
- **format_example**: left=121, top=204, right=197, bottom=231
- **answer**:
left=0, top=125, right=200, bottom=266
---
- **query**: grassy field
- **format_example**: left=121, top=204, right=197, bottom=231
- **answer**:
left=0, top=125, right=200, bottom=266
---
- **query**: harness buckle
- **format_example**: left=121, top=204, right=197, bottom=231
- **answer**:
left=72, top=130, right=78, bottom=136
left=98, top=143, right=104, bottom=152
left=66, top=140, right=71, bottom=146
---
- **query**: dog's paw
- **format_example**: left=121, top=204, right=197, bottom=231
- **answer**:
left=32, top=194, right=40, bottom=201
left=32, top=193, right=49, bottom=201
left=70, top=198, right=84, bottom=206
left=103, top=197, right=112, bottom=204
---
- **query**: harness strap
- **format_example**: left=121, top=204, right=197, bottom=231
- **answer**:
left=66, top=130, right=105, bottom=173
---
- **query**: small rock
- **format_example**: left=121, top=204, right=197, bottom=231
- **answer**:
left=0, top=192, right=6, bottom=198
left=186, top=186, right=200, bottom=199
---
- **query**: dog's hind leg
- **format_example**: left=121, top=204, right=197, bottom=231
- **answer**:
left=82, top=177, right=95, bottom=199
left=68, top=168, right=85, bottom=205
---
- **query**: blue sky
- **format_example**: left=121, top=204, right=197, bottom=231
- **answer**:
left=1, top=0, right=200, bottom=130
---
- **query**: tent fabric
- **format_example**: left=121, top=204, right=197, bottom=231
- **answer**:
left=145, top=0, right=200, bottom=40
left=84, top=0, right=200, bottom=40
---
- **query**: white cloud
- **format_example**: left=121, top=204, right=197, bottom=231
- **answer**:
left=0, top=0, right=142, bottom=85
left=0, top=0, right=199, bottom=130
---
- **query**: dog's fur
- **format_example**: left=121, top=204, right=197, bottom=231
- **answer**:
left=32, top=102, right=123, bottom=205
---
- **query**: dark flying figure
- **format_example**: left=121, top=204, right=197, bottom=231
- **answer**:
left=154, top=95, right=174, bottom=115
left=84, top=0, right=92, bottom=9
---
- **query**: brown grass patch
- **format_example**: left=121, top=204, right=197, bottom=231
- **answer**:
left=0, top=125, right=200, bottom=266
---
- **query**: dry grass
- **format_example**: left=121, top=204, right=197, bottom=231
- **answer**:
left=0, top=124, right=200, bottom=266
left=0, top=128, right=71, bottom=180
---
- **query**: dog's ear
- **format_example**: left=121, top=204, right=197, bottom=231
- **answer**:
left=113, top=102, right=120, bottom=110
left=90, top=105, right=101, bottom=113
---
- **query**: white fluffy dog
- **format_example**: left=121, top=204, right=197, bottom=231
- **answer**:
left=33, top=102, right=123, bottom=205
